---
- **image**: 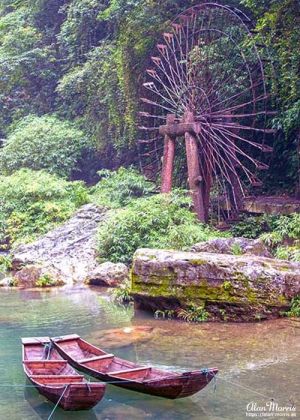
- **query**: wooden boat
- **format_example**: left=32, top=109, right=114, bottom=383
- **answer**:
left=22, top=337, right=106, bottom=410
left=51, top=334, right=218, bottom=399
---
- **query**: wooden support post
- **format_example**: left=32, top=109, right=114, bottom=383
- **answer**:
left=161, top=114, right=176, bottom=193
left=202, top=146, right=212, bottom=223
left=184, top=111, right=207, bottom=222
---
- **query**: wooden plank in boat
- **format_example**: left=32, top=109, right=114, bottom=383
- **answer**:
left=79, top=354, right=114, bottom=363
left=110, top=367, right=150, bottom=375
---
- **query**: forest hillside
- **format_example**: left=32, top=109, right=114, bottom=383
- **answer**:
left=0, top=0, right=299, bottom=267
left=0, top=0, right=299, bottom=187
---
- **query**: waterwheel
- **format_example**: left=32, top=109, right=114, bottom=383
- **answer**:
left=138, top=2, right=275, bottom=223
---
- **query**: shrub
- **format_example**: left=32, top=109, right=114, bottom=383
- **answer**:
left=285, top=296, right=300, bottom=318
left=272, top=213, right=300, bottom=241
left=0, top=169, right=88, bottom=246
left=260, top=213, right=300, bottom=252
left=35, top=274, right=59, bottom=288
left=230, top=214, right=277, bottom=239
left=0, top=255, right=12, bottom=273
left=275, top=246, right=300, bottom=262
left=91, top=167, right=155, bottom=208
left=111, top=280, right=133, bottom=304
left=230, top=243, right=243, bottom=255
left=97, top=191, right=224, bottom=264
left=177, top=304, right=209, bottom=322
left=0, top=115, right=91, bottom=178
left=232, top=213, right=300, bottom=244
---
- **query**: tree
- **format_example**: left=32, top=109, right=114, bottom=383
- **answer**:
left=0, top=115, right=91, bottom=178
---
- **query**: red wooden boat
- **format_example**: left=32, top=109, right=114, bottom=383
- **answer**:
left=51, top=334, right=218, bottom=399
left=22, top=337, right=106, bottom=410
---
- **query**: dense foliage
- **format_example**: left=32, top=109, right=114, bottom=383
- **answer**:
left=0, top=0, right=298, bottom=190
left=285, top=295, right=300, bottom=317
left=231, top=212, right=300, bottom=261
left=97, top=191, right=224, bottom=264
left=230, top=214, right=277, bottom=239
left=260, top=213, right=300, bottom=261
left=91, top=167, right=155, bottom=208
left=0, top=115, right=90, bottom=178
left=0, top=0, right=298, bottom=263
left=242, top=0, right=300, bottom=193
left=0, top=169, right=88, bottom=247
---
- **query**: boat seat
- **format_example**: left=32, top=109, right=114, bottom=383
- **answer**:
left=79, top=354, right=114, bottom=363
left=31, top=375, right=85, bottom=384
left=31, top=375, right=82, bottom=379
left=110, top=367, right=150, bottom=375
left=24, top=360, right=67, bottom=364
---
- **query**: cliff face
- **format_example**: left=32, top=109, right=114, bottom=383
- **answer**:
left=131, top=248, right=300, bottom=321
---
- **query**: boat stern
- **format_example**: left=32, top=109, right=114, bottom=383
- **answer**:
left=61, top=382, right=106, bottom=410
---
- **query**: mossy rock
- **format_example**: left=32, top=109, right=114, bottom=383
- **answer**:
left=130, top=248, right=300, bottom=321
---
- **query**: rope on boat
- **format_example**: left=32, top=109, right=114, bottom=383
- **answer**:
left=47, top=384, right=68, bottom=420
left=0, top=372, right=280, bottom=419
left=216, top=376, right=276, bottom=400
left=0, top=374, right=275, bottom=399
left=42, top=342, right=53, bottom=360
left=0, top=374, right=271, bottom=396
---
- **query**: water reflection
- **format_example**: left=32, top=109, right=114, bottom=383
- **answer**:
left=0, top=286, right=299, bottom=419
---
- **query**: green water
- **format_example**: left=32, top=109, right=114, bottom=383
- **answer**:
left=0, top=286, right=299, bottom=420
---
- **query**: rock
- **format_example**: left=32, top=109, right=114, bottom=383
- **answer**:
left=90, top=326, right=157, bottom=348
left=191, top=237, right=272, bottom=258
left=11, top=204, right=108, bottom=285
left=86, top=262, right=128, bottom=287
left=131, top=248, right=300, bottom=322
left=100, top=405, right=148, bottom=420
left=243, top=195, right=300, bottom=215
left=0, top=277, right=11, bottom=287
left=13, top=264, right=64, bottom=288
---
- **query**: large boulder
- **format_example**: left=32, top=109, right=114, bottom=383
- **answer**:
left=191, top=237, right=272, bottom=258
left=11, top=204, right=108, bottom=285
left=86, top=262, right=129, bottom=287
left=131, top=248, right=300, bottom=321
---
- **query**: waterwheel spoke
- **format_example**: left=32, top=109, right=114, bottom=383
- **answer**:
left=200, top=124, right=253, bottom=186
left=204, top=124, right=261, bottom=179
left=210, top=123, right=274, bottom=149
left=139, top=3, right=273, bottom=219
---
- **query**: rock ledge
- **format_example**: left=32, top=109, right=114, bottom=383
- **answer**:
left=131, top=248, right=300, bottom=321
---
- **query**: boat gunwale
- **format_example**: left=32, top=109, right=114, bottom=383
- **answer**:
left=50, top=335, right=219, bottom=394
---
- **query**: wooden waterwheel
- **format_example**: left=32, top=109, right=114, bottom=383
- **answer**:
left=138, top=2, right=275, bottom=223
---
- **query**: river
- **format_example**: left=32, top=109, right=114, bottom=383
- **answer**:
left=0, top=286, right=298, bottom=419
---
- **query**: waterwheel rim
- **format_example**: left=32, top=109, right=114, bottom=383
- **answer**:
left=138, top=2, right=275, bottom=217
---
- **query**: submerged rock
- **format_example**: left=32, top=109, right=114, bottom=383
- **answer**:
left=90, top=326, right=157, bottom=348
left=86, top=262, right=129, bottom=287
left=191, top=237, right=272, bottom=258
left=131, top=248, right=300, bottom=322
left=11, top=204, right=108, bottom=286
